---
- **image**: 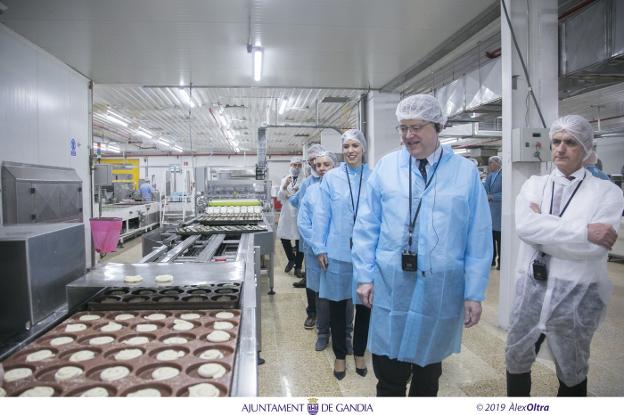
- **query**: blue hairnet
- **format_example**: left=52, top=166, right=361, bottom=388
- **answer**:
left=341, top=129, right=367, bottom=152
left=395, top=94, right=447, bottom=127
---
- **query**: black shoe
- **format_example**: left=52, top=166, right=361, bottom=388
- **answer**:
left=284, top=261, right=294, bottom=273
left=315, top=336, right=329, bottom=351
left=355, top=367, right=368, bottom=377
left=292, top=278, right=306, bottom=288
left=294, top=268, right=305, bottom=278
left=304, top=316, right=316, bottom=329
left=333, top=369, right=346, bottom=380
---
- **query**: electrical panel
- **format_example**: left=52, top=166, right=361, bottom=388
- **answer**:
left=511, top=128, right=551, bottom=162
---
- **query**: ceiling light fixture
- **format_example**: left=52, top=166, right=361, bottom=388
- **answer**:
left=252, top=46, right=263, bottom=82
left=440, top=138, right=459, bottom=145
left=173, top=145, right=183, bottom=153
left=278, top=98, right=288, bottom=115
left=135, top=128, right=152, bottom=139
left=454, top=148, right=469, bottom=155
left=105, top=114, right=128, bottom=127
left=178, top=88, right=196, bottom=108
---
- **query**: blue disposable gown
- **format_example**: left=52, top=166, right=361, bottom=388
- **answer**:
left=290, top=175, right=320, bottom=252
left=351, top=145, right=492, bottom=366
left=297, top=182, right=323, bottom=292
left=484, top=170, right=502, bottom=231
left=312, top=163, right=372, bottom=302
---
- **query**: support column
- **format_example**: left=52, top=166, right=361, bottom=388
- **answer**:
left=366, top=91, right=401, bottom=167
left=499, top=0, right=559, bottom=328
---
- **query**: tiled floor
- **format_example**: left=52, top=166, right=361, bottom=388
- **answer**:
left=103, top=235, right=624, bottom=396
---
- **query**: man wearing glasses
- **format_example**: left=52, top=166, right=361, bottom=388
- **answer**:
left=352, top=94, right=492, bottom=396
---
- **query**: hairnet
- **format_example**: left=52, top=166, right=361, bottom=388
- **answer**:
left=315, top=151, right=337, bottom=167
left=307, top=144, right=326, bottom=158
left=549, top=115, right=594, bottom=159
left=289, top=156, right=303, bottom=165
left=395, top=94, right=447, bottom=127
left=341, top=129, right=368, bottom=152
left=488, top=156, right=502, bottom=165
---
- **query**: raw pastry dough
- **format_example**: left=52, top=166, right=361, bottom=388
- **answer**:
left=69, top=350, right=96, bottom=362
left=65, top=323, right=87, bottom=333
left=188, top=383, right=220, bottom=397
left=207, top=330, right=230, bottom=343
left=114, top=348, right=143, bottom=360
left=79, top=314, right=101, bottom=321
left=155, top=274, right=174, bottom=284
left=50, top=336, right=74, bottom=346
left=124, top=275, right=143, bottom=284
left=114, top=313, right=135, bottom=321
left=54, top=366, right=83, bottom=381
left=215, top=311, right=234, bottom=319
left=81, top=387, right=109, bottom=397
left=26, top=349, right=55, bottom=362
left=145, top=313, right=167, bottom=321
left=19, top=386, right=55, bottom=397
left=4, top=367, right=33, bottom=382
left=156, top=349, right=185, bottom=361
left=100, top=322, right=123, bottom=332
left=100, top=366, right=130, bottom=381
left=127, top=388, right=161, bottom=397
left=122, top=336, right=150, bottom=345
left=89, top=336, right=115, bottom=346
left=151, top=366, right=180, bottom=380
left=199, top=349, right=224, bottom=360
left=136, top=324, right=158, bottom=332
left=213, top=321, right=234, bottom=330
left=180, top=313, right=201, bottom=320
left=163, top=336, right=188, bottom=345
left=197, top=363, right=226, bottom=379
left=172, top=319, right=194, bottom=331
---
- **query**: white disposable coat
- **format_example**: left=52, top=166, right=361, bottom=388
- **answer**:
left=506, top=168, right=624, bottom=386
left=276, top=175, right=301, bottom=240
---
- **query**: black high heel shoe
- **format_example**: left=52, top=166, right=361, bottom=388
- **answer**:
left=354, top=356, right=367, bottom=377
left=333, top=359, right=346, bottom=380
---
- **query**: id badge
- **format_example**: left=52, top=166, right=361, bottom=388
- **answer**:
left=532, top=260, right=548, bottom=281
left=402, top=250, right=418, bottom=272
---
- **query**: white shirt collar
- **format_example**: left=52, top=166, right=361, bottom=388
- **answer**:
left=552, top=166, right=586, bottom=183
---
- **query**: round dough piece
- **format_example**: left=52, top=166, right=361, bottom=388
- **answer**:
left=20, top=386, right=55, bottom=397
left=114, top=313, right=135, bottom=321
left=65, top=323, right=87, bottom=333
left=89, top=336, right=115, bottom=346
left=156, top=349, right=185, bottom=361
left=81, top=387, right=109, bottom=397
left=4, top=367, right=33, bottom=382
left=155, top=274, right=173, bottom=284
left=50, top=336, right=74, bottom=346
left=100, top=366, right=130, bottom=382
left=123, top=275, right=143, bottom=284
left=145, top=313, right=167, bottom=321
left=188, top=383, right=220, bottom=397
left=54, top=366, right=83, bottom=381
left=122, top=336, right=150, bottom=346
left=163, top=336, right=188, bottom=345
left=100, top=322, right=123, bottom=332
left=69, top=350, right=96, bottom=362
left=180, top=313, right=201, bottom=320
left=79, top=314, right=101, bottom=321
left=207, top=330, right=231, bottom=343
left=127, top=388, right=161, bottom=397
left=199, top=349, right=224, bottom=360
left=172, top=319, right=194, bottom=331
left=114, top=348, right=143, bottom=360
left=26, top=349, right=55, bottom=362
left=151, top=366, right=180, bottom=380
left=136, top=324, right=158, bottom=332
left=213, top=321, right=234, bottom=330
left=215, top=312, right=234, bottom=319
left=197, top=363, right=226, bottom=379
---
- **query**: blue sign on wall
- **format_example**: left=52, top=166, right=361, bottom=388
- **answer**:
left=70, top=138, right=77, bottom=157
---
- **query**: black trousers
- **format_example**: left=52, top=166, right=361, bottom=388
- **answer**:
left=328, top=299, right=348, bottom=359
left=506, top=334, right=588, bottom=397
left=372, top=354, right=442, bottom=397
left=280, top=239, right=304, bottom=269
left=492, top=231, right=501, bottom=265
left=306, top=288, right=316, bottom=317
left=353, top=304, right=371, bottom=357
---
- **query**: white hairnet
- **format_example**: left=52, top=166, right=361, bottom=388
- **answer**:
left=341, top=129, right=367, bottom=152
left=315, top=151, right=337, bottom=166
left=395, top=94, right=447, bottom=127
left=289, top=156, right=303, bottom=165
left=489, top=156, right=502, bottom=165
left=307, top=144, right=326, bottom=158
left=549, top=115, right=594, bottom=159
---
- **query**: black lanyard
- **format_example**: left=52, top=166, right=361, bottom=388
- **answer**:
left=408, top=148, right=443, bottom=248
left=345, top=164, right=364, bottom=223
left=549, top=172, right=585, bottom=217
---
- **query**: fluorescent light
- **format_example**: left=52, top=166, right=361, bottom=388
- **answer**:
left=105, top=114, right=128, bottom=127
left=158, top=138, right=172, bottom=147
left=107, top=145, right=121, bottom=154
left=440, top=138, right=458, bottom=145
left=178, top=88, right=196, bottom=108
left=135, top=128, right=152, bottom=139
left=253, top=47, right=263, bottom=82
left=173, top=145, right=183, bottom=153
left=278, top=98, right=288, bottom=115
left=454, top=148, right=468, bottom=155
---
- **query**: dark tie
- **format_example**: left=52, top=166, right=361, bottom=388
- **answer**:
left=418, top=159, right=428, bottom=183
left=566, top=176, right=574, bottom=181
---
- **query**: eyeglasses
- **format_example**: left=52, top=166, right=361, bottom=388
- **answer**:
left=395, top=123, right=431, bottom=135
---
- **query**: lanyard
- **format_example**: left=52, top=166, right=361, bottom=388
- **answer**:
left=345, top=164, right=364, bottom=223
left=408, top=148, right=443, bottom=248
left=549, top=172, right=585, bottom=217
